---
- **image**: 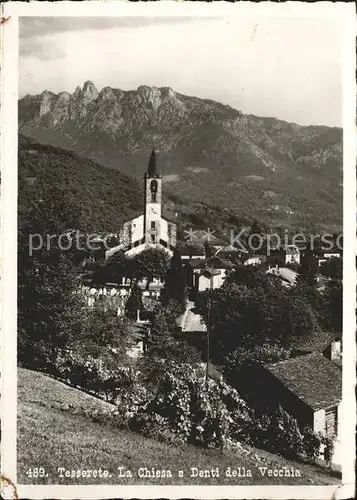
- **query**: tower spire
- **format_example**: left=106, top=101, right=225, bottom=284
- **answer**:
left=147, top=148, right=157, bottom=177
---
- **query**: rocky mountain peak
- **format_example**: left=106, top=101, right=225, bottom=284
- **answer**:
left=99, top=86, right=116, bottom=101
left=39, top=90, right=55, bottom=116
left=137, top=85, right=162, bottom=112
left=161, top=86, right=175, bottom=98
left=40, top=89, right=55, bottom=98
left=58, top=91, right=71, bottom=101
left=82, top=80, right=99, bottom=102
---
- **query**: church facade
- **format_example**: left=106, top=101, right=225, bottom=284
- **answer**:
left=106, top=150, right=176, bottom=259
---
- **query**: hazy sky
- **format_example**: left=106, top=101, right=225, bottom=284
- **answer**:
left=19, top=16, right=342, bottom=126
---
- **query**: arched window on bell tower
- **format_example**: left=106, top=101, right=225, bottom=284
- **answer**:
left=144, top=150, right=162, bottom=242
left=150, top=180, right=158, bottom=203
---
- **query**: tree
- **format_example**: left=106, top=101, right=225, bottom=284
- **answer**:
left=139, top=308, right=202, bottom=387
left=93, top=250, right=129, bottom=285
left=276, top=295, right=321, bottom=347
left=80, top=308, right=130, bottom=359
left=266, top=248, right=285, bottom=269
left=249, top=219, right=267, bottom=255
left=161, top=249, right=187, bottom=309
left=223, top=343, right=291, bottom=380
left=250, top=219, right=265, bottom=235
left=320, top=257, right=342, bottom=281
left=131, top=248, right=170, bottom=285
left=204, top=241, right=213, bottom=258
left=18, top=248, right=84, bottom=370
left=18, top=187, right=88, bottom=371
left=324, top=282, right=342, bottom=333
left=195, top=267, right=320, bottom=364
left=125, top=281, right=143, bottom=320
left=298, top=250, right=319, bottom=285
left=225, top=265, right=270, bottom=288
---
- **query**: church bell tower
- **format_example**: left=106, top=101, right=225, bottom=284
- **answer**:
left=144, top=149, right=162, bottom=245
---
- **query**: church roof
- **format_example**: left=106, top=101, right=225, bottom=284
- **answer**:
left=161, top=215, right=177, bottom=225
left=147, top=149, right=157, bottom=176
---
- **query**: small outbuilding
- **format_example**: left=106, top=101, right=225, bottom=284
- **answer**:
left=239, top=353, right=342, bottom=438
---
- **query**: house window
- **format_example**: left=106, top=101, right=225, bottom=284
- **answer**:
left=325, top=407, right=338, bottom=436
left=151, top=221, right=156, bottom=230
left=151, top=234, right=156, bottom=243
left=151, top=193, right=157, bottom=203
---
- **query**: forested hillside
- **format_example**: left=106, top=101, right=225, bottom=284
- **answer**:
left=18, top=134, right=254, bottom=238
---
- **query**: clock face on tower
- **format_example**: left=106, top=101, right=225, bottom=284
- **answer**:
left=149, top=206, right=158, bottom=216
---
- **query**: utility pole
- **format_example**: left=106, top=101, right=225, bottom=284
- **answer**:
left=205, top=266, right=214, bottom=384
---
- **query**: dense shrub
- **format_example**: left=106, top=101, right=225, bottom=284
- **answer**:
left=50, top=344, right=332, bottom=466
left=129, top=368, right=251, bottom=450
left=223, top=343, right=291, bottom=379
left=320, top=434, right=335, bottom=464
left=242, top=406, right=323, bottom=462
left=301, top=426, right=322, bottom=460
left=55, top=346, right=138, bottom=406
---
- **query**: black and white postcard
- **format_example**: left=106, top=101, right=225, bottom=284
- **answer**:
left=0, top=2, right=356, bottom=499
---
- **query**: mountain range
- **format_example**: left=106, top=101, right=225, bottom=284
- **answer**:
left=19, top=81, right=343, bottom=232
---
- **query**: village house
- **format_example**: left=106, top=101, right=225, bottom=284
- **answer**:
left=178, top=243, right=206, bottom=262
left=237, top=353, right=342, bottom=469
left=284, top=245, right=301, bottom=265
left=185, top=256, right=235, bottom=297
left=262, top=353, right=342, bottom=434
left=243, top=255, right=266, bottom=267
left=323, top=251, right=341, bottom=260
left=318, top=251, right=342, bottom=267
left=179, top=242, right=242, bottom=263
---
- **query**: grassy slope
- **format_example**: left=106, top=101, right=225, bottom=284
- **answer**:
left=17, top=368, right=339, bottom=486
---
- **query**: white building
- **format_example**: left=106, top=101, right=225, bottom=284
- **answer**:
left=186, top=256, right=235, bottom=295
left=284, top=245, right=301, bottom=265
left=106, top=150, right=176, bottom=259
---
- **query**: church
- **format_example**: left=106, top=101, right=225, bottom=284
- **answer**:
left=106, top=150, right=177, bottom=259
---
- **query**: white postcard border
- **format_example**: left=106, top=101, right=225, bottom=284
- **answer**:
left=1, top=2, right=356, bottom=499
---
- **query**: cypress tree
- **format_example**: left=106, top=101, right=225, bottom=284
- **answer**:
left=204, top=241, right=213, bottom=258
left=298, top=250, right=319, bottom=286
left=125, top=281, right=143, bottom=320
left=162, top=249, right=187, bottom=309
